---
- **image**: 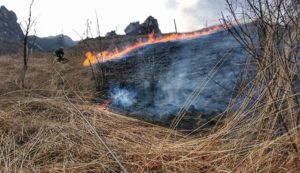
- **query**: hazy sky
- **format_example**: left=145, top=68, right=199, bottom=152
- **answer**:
left=0, top=0, right=227, bottom=40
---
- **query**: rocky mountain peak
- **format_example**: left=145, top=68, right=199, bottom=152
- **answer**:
left=0, top=6, right=23, bottom=42
left=0, top=6, right=24, bottom=54
left=124, top=16, right=162, bottom=36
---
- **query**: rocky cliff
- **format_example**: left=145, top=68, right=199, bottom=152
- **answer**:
left=125, top=16, right=162, bottom=36
left=0, top=6, right=23, bottom=54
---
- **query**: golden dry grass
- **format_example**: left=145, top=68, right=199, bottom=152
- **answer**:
left=0, top=53, right=299, bottom=173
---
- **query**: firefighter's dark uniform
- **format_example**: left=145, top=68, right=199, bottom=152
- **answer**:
left=54, top=47, right=64, bottom=62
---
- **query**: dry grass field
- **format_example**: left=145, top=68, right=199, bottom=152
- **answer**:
left=0, top=51, right=299, bottom=173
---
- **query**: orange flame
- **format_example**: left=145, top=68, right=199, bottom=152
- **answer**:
left=83, top=25, right=224, bottom=67
left=99, top=99, right=112, bottom=110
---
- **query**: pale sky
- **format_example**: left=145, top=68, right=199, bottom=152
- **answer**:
left=0, top=0, right=227, bottom=40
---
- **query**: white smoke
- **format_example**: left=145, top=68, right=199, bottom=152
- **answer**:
left=166, top=0, right=228, bottom=30
left=109, top=86, right=137, bottom=108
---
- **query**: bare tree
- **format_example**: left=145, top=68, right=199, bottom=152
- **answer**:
left=21, top=0, right=36, bottom=88
left=74, top=15, right=107, bottom=91
left=85, top=19, right=93, bottom=39
left=57, top=32, right=65, bottom=48
left=95, top=13, right=108, bottom=91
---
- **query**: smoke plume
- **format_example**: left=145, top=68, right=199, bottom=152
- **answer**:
left=166, top=0, right=227, bottom=30
left=109, top=85, right=137, bottom=108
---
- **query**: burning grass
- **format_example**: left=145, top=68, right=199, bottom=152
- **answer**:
left=0, top=52, right=299, bottom=172
left=83, top=25, right=225, bottom=66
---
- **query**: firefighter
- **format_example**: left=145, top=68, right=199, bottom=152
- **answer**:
left=54, top=47, right=65, bottom=62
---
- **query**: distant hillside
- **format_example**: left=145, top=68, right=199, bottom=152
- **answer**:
left=29, top=35, right=77, bottom=52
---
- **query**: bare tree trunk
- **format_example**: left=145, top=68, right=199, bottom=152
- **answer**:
left=95, top=13, right=107, bottom=91
left=21, top=0, right=35, bottom=88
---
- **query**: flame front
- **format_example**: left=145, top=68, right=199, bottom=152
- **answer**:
left=83, top=25, right=224, bottom=67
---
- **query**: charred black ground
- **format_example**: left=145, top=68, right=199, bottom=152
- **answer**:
left=93, top=29, right=248, bottom=129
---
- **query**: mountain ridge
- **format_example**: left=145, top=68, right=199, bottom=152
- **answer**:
left=0, top=6, right=76, bottom=54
